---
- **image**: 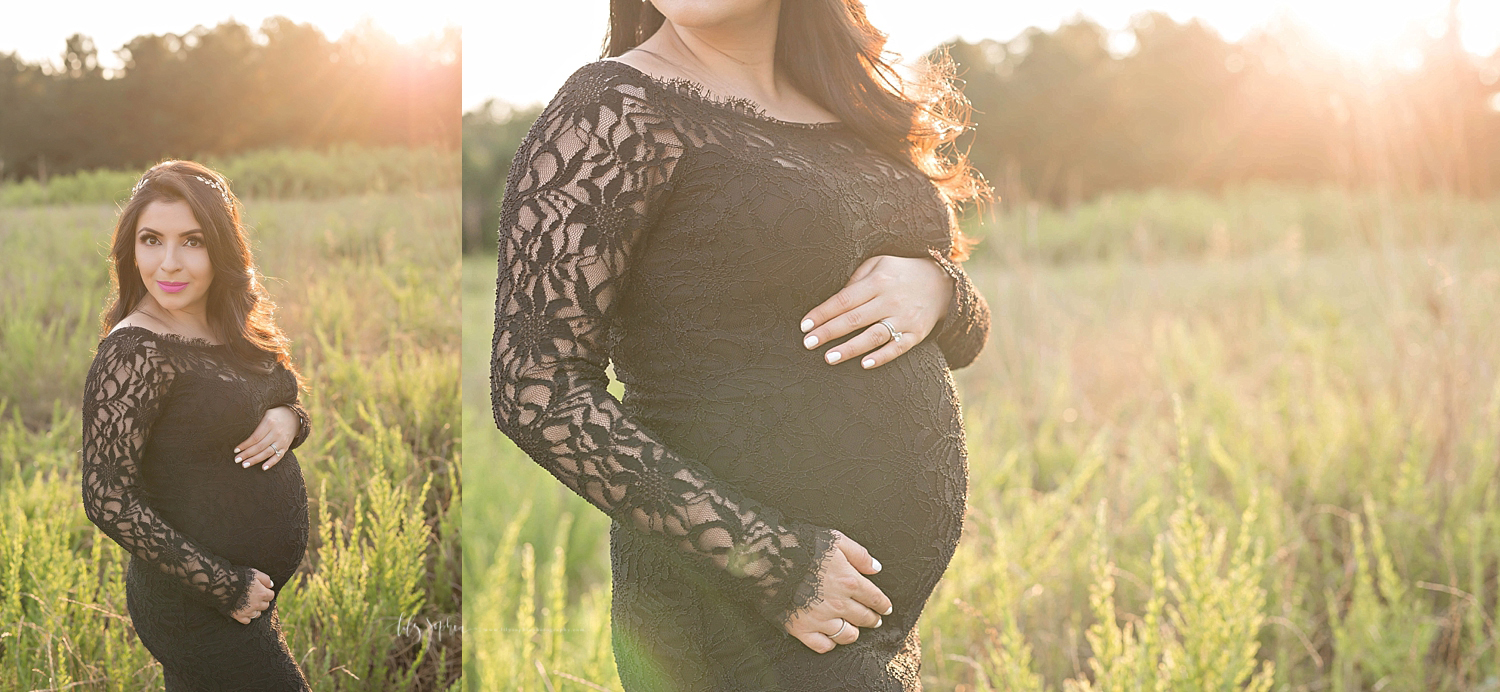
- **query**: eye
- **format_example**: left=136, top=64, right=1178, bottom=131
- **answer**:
left=141, top=235, right=160, bottom=246
left=185, top=237, right=204, bottom=248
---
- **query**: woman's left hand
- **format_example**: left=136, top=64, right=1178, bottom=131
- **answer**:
left=235, top=406, right=297, bottom=470
left=799, top=254, right=954, bottom=369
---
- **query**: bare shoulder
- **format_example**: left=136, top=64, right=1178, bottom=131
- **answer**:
left=109, top=312, right=168, bottom=337
left=602, top=51, right=683, bottom=82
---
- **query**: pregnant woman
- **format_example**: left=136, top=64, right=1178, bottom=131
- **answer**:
left=490, top=1, right=991, bottom=688
left=81, top=160, right=313, bottom=689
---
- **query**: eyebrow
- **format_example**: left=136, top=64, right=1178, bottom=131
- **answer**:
left=136, top=228, right=205, bottom=237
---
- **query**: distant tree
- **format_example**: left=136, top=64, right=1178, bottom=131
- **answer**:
left=0, top=18, right=459, bottom=183
left=943, top=10, right=1500, bottom=205
left=462, top=100, right=543, bottom=254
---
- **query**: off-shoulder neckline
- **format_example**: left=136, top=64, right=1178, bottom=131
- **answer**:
left=597, top=59, right=848, bottom=131
left=107, top=324, right=226, bottom=349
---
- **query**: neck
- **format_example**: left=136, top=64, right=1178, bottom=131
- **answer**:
left=650, top=3, right=783, bottom=100
left=140, top=294, right=212, bottom=337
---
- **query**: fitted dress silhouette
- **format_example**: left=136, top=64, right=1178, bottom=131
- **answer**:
left=491, top=59, right=991, bottom=691
left=81, top=325, right=312, bottom=690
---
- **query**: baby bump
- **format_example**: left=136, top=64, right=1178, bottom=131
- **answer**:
left=156, top=456, right=310, bottom=586
left=626, top=342, right=970, bottom=633
left=630, top=339, right=960, bottom=582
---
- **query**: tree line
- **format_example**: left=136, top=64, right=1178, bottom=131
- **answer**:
left=0, top=17, right=460, bottom=183
left=949, top=10, right=1500, bottom=208
left=462, top=10, right=1499, bottom=251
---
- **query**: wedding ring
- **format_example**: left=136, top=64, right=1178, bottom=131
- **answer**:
left=270, top=442, right=281, bottom=455
left=831, top=618, right=848, bottom=638
left=878, top=318, right=902, bottom=344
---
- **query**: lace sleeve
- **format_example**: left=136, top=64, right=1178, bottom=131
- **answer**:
left=269, top=361, right=311, bottom=451
left=926, top=246, right=991, bottom=370
left=80, top=331, right=254, bottom=618
left=283, top=402, right=311, bottom=451
left=490, top=69, right=840, bottom=630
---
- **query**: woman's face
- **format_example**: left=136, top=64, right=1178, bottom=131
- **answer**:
left=135, top=199, right=214, bottom=316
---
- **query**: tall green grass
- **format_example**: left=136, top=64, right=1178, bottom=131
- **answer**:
left=965, top=182, right=1500, bottom=265
left=0, top=146, right=460, bottom=208
left=464, top=184, right=1500, bottom=690
left=0, top=189, right=461, bottom=690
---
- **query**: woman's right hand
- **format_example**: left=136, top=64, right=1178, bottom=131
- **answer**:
left=782, top=529, right=893, bottom=653
left=229, top=569, right=275, bottom=624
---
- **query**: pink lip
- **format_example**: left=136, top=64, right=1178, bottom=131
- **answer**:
left=157, top=281, right=188, bottom=294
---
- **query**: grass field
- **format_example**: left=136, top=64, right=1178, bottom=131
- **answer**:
left=463, top=184, right=1500, bottom=691
left=0, top=189, right=462, bottom=690
left=0, top=146, right=460, bottom=208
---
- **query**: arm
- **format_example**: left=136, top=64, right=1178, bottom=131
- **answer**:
left=80, top=331, right=254, bottom=618
left=281, top=403, right=311, bottom=451
left=926, top=246, right=991, bottom=370
left=268, top=361, right=311, bottom=452
left=490, top=71, right=839, bottom=630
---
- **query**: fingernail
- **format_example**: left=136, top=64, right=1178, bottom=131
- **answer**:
left=234, top=456, right=242, bottom=463
left=826, top=351, right=841, bottom=364
left=800, top=318, right=813, bottom=332
left=234, top=447, right=240, bottom=453
left=884, top=604, right=893, bottom=615
left=871, top=557, right=882, bottom=572
left=876, top=617, right=883, bottom=628
left=262, top=462, right=272, bottom=470
left=804, top=334, right=818, bottom=349
left=862, top=358, right=875, bottom=368
left=243, top=461, right=253, bottom=467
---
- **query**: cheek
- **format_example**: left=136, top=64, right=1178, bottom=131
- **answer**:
left=192, top=252, right=214, bottom=287
left=135, top=245, right=160, bottom=274
left=193, top=252, right=213, bottom=277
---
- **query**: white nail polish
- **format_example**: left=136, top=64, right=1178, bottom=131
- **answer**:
left=871, top=557, right=881, bottom=572
left=801, top=318, right=814, bottom=332
left=862, top=358, right=875, bottom=368
left=234, top=447, right=241, bottom=453
left=826, top=351, right=841, bottom=364
left=804, top=334, right=818, bottom=349
left=234, top=456, right=242, bottom=463
left=883, top=604, right=893, bottom=615
left=876, top=617, right=882, bottom=628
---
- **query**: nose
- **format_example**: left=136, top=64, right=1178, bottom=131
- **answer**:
left=159, top=243, right=182, bottom=274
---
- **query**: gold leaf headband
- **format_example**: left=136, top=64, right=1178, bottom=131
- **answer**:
left=130, top=169, right=233, bottom=209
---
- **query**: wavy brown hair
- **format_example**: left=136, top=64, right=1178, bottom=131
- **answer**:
left=102, top=160, right=303, bottom=385
left=605, top=0, right=991, bottom=260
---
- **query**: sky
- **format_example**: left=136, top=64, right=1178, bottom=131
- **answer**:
left=3, top=1, right=1497, bottom=113
left=462, top=0, right=1500, bottom=112
left=2, top=1, right=459, bottom=72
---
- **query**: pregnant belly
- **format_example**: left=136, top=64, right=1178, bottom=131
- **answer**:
left=622, top=339, right=969, bottom=612
left=152, top=455, right=310, bottom=587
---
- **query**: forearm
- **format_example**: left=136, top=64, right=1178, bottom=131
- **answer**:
left=82, top=478, right=252, bottom=616
left=926, top=247, right=991, bottom=370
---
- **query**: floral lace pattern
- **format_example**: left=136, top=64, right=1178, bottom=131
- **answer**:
left=491, top=59, right=989, bottom=690
left=81, top=325, right=311, bottom=688
left=82, top=328, right=255, bottom=616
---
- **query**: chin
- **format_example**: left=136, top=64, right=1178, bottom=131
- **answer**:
left=654, top=0, right=773, bottom=28
left=151, top=289, right=207, bottom=313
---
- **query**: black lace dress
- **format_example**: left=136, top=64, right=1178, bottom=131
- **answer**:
left=491, top=59, right=991, bottom=691
left=81, top=325, right=312, bottom=690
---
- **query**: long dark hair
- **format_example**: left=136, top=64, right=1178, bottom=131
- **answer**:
left=604, top=0, right=990, bottom=260
left=102, top=160, right=302, bottom=384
